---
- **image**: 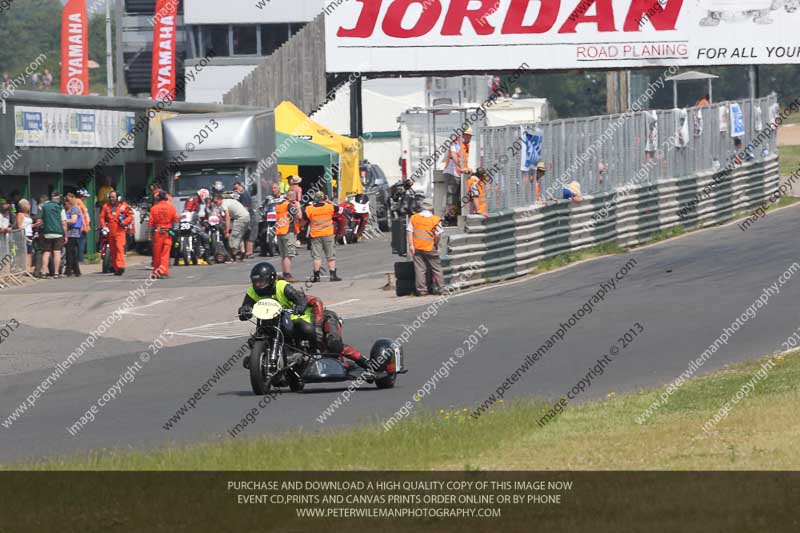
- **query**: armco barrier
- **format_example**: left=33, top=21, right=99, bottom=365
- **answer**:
left=443, top=157, right=779, bottom=288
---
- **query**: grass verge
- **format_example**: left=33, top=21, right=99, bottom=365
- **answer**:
left=779, top=145, right=800, bottom=177
left=534, top=242, right=626, bottom=273
left=15, top=350, right=800, bottom=471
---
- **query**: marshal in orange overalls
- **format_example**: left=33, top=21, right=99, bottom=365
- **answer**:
left=100, top=200, right=133, bottom=273
left=149, top=200, right=179, bottom=277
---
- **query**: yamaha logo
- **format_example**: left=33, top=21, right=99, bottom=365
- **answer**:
left=156, top=87, right=172, bottom=102
left=65, top=78, right=84, bottom=95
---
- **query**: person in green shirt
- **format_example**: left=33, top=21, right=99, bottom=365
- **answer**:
left=40, top=191, right=67, bottom=278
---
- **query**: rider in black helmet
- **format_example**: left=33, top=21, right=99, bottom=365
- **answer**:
left=238, top=262, right=316, bottom=348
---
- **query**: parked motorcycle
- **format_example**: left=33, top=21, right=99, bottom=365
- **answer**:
left=334, top=200, right=355, bottom=245
left=245, top=298, right=405, bottom=395
left=348, top=193, right=371, bottom=243
left=176, top=211, right=200, bottom=266
left=258, top=195, right=280, bottom=257
left=206, top=212, right=227, bottom=264
left=99, top=227, right=112, bottom=273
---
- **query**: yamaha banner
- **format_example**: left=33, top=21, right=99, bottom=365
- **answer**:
left=60, top=0, right=89, bottom=96
left=151, top=0, right=179, bottom=101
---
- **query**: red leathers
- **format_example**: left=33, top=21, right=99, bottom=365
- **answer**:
left=100, top=192, right=133, bottom=275
left=306, top=295, right=369, bottom=369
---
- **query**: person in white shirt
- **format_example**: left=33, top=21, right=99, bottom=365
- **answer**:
left=215, top=194, right=251, bottom=261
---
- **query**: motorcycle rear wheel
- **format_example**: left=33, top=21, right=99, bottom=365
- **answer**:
left=375, top=373, right=396, bottom=389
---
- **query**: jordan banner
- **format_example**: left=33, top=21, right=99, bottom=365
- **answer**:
left=60, top=0, right=89, bottom=95
left=325, top=0, right=800, bottom=73
left=151, top=0, right=179, bottom=101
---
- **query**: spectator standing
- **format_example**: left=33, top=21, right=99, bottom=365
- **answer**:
left=40, top=192, right=67, bottom=278
left=305, top=191, right=341, bottom=282
left=443, top=128, right=472, bottom=217
left=530, top=162, right=546, bottom=203
left=407, top=198, right=444, bottom=296
left=289, top=176, right=303, bottom=201
left=233, top=181, right=256, bottom=259
left=42, top=69, right=53, bottom=89
left=0, top=202, right=11, bottom=232
left=149, top=192, right=179, bottom=278
left=696, top=94, right=711, bottom=107
left=217, top=193, right=251, bottom=261
left=30, top=71, right=40, bottom=89
left=275, top=190, right=302, bottom=282
left=63, top=193, right=83, bottom=277
left=16, top=199, right=36, bottom=273
left=96, top=176, right=115, bottom=208
left=0, top=203, right=12, bottom=261
left=31, top=195, right=48, bottom=277
left=75, top=188, right=91, bottom=263
left=100, top=191, right=133, bottom=276
left=467, top=167, right=489, bottom=217
left=278, top=173, right=289, bottom=195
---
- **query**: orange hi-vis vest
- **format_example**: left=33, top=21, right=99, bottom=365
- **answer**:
left=446, top=138, right=469, bottom=175
left=467, top=176, right=487, bottom=215
left=306, top=203, right=334, bottom=238
left=275, top=200, right=299, bottom=236
left=410, top=213, right=441, bottom=252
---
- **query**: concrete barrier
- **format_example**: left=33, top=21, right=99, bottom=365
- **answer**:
left=443, top=157, right=779, bottom=288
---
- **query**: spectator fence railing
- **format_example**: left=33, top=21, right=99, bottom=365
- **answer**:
left=477, top=95, right=779, bottom=213
left=0, top=229, right=32, bottom=288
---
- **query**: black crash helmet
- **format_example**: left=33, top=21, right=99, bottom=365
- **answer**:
left=250, top=262, right=277, bottom=297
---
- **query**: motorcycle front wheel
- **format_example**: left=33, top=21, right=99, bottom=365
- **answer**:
left=249, top=340, right=272, bottom=396
left=101, top=247, right=111, bottom=274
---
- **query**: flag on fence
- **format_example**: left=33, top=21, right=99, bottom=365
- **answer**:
left=520, top=127, right=543, bottom=172
left=730, top=103, right=746, bottom=138
left=675, top=108, right=690, bottom=148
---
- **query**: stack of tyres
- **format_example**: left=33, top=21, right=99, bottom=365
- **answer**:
left=391, top=218, right=406, bottom=256
left=395, top=261, right=415, bottom=297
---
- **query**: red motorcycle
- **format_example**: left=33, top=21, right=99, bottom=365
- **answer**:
left=335, top=195, right=370, bottom=245
left=99, top=227, right=112, bottom=274
left=334, top=201, right=354, bottom=244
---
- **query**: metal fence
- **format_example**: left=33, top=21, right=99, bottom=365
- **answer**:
left=478, top=95, right=779, bottom=213
left=0, top=229, right=29, bottom=287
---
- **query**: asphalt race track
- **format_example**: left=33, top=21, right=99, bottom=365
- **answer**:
left=2, top=205, right=800, bottom=464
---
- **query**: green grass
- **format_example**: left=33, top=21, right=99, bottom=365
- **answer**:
left=647, top=224, right=686, bottom=244
left=534, top=242, right=626, bottom=273
left=14, top=350, right=800, bottom=471
left=779, top=145, right=800, bottom=177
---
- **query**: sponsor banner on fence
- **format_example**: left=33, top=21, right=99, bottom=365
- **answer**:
left=325, top=0, right=800, bottom=73
left=14, top=106, right=136, bottom=149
